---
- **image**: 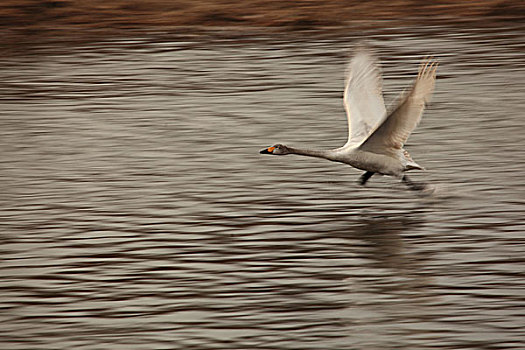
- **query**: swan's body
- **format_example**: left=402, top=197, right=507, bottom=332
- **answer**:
left=260, top=48, right=438, bottom=190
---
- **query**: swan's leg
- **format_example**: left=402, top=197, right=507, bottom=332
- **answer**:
left=359, top=171, right=375, bottom=186
left=401, top=175, right=427, bottom=191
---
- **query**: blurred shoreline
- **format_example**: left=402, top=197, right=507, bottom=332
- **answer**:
left=1, top=0, right=524, bottom=42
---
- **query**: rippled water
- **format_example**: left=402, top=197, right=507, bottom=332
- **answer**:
left=1, top=23, right=524, bottom=349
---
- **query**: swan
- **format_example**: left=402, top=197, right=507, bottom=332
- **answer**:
left=260, top=48, right=438, bottom=191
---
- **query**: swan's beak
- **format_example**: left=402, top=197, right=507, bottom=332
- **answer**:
left=260, top=146, right=275, bottom=154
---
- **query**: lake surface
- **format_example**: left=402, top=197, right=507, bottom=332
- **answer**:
left=1, top=23, right=524, bottom=349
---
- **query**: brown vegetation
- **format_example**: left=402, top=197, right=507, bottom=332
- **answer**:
left=0, top=0, right=523, bottom=32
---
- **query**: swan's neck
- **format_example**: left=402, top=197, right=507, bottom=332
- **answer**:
left=288, top=146, right=337, bottom=161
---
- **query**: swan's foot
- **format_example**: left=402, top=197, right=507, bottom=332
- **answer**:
left=359, top=171, right=375, bottom=186
left=401, top=175, right=427, bottom=191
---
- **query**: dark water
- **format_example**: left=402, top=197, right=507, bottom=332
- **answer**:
left=1, top=24, right=524, bottom=349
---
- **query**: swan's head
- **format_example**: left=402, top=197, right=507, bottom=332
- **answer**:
left=260, top=144, right=291, bottom=155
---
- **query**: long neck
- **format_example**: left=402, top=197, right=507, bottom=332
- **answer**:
left=287, top=146, right=337, bottom=161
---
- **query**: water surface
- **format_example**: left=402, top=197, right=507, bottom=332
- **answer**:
left=1, top=24, right=524, bottom=349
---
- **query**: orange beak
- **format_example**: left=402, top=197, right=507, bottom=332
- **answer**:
left=260, top=146, right=275, bottom=154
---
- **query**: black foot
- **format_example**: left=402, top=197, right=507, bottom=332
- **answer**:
left=359, top=171, right=375, bottom=186
left=402, top=175, right=427, bottom=191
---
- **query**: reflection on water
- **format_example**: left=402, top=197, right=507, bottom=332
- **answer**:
left=1, top=24, right=525, bottom=349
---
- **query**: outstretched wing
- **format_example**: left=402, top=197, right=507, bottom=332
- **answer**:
left=359, top=58, right=438, bottom=155
left=343, top=48, right=387, bottom=146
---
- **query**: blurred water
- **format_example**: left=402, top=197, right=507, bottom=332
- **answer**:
left=1, top=24, right=524, bottom=349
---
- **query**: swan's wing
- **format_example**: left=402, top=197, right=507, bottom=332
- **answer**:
left=359, top=58, right=438, bottom=155
left=343, top=48, right=387, bottom=146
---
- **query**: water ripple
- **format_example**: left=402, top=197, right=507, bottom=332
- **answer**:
left=1, top=24, right=525, bottom=349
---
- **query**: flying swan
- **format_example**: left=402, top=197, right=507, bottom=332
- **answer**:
left=260, top=48, right=438, bottom=191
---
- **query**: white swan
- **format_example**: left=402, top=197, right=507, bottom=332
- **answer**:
left=260, top=48, right=438, bottom=191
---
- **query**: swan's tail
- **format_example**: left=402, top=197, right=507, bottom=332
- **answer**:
left=403, top=149, right=425, bottom=170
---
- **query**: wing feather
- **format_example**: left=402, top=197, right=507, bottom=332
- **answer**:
left=343, top=48, right=387, bottom=146
left=359, top=58, right=438, bottom=155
